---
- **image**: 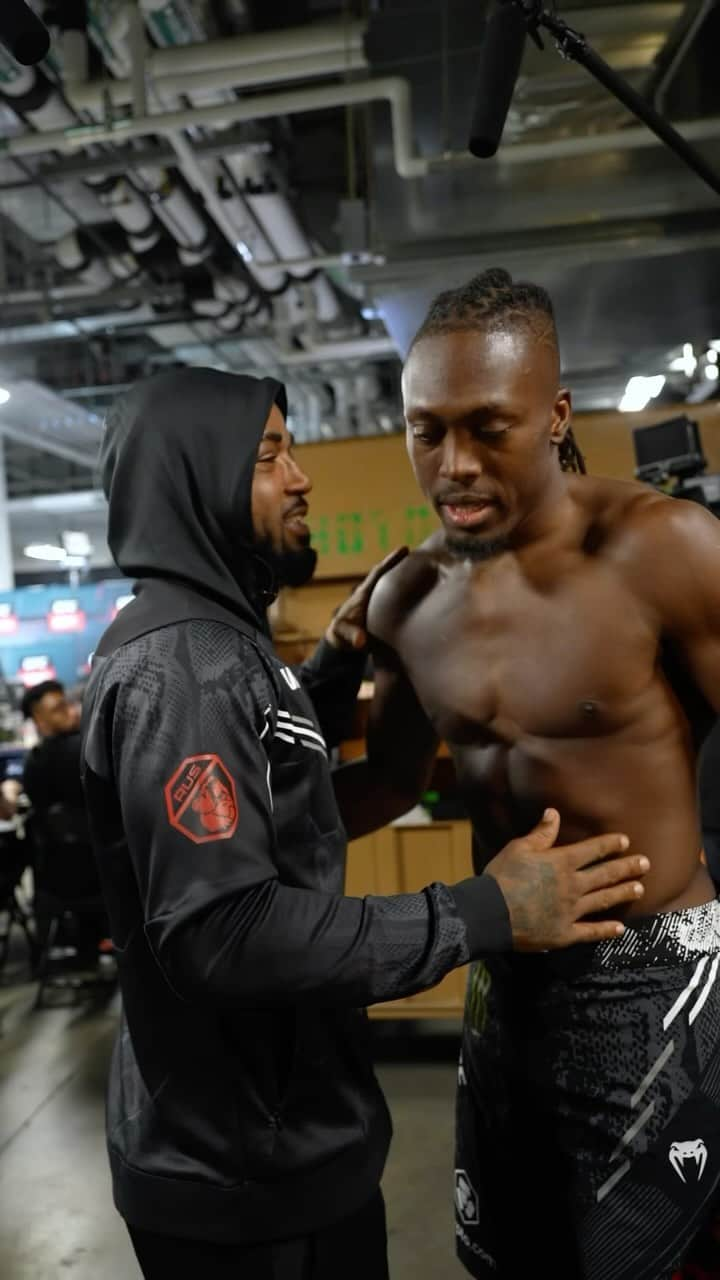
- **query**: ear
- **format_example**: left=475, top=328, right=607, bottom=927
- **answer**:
left=550, top=388, right=572, bottom=446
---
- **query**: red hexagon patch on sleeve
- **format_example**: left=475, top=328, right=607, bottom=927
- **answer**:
left=164, top=754, right=238, bottom=844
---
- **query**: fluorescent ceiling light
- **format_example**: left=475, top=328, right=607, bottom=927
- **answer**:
left=619, top=375, right=665, bottom=413
left=705, top=365, right=719, bottom=382
left=24, top=543, right=67, bottom=562
left=0, top=388, right=10, bottom=406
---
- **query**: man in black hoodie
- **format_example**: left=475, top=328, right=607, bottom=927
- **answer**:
left=81, top=369, right=649, bottom=1280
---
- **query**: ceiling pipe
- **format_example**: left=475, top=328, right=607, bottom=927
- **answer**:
left=3, top=76, right=720, bottom=180
left=253, top=336, right=398, bottom=367
left=132, top=19, right=364, bottom=75
left=65, top=47, right=368, bottom=112
left=0, top=78, right=426, bottom=178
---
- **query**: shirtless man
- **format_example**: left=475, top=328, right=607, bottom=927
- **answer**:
left=367, top=268, right=720, bottom=1280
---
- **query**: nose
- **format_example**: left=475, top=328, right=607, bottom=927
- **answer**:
left=439, top=431, right=484, bottom=483
left=285, top=455, right=312, bottom=496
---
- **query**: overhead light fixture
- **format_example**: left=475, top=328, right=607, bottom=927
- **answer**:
left=682, top=343, right=697, bottom=377
left=23, top=543, right=67, bottom=562
left=706, top=365, right=719, bottom=382
left=62, top=530, right=92, bottom=557
left=619, top=375, right=666, bottom=413
left=707, top=349, right=718, bottom=365
left=235, top=240, right=253, bottom=263
left=0, top=388, right=10, bottom=406
left=669, top=344, right=698, bottom=377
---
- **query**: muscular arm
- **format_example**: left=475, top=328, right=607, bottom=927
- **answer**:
left=639, top=498, right=720, bottom=713
left=333, top=646, right=440, bottom=841
left=360, top=638, right=440, bottom=820
left=331, top=639, right=440, bottom=841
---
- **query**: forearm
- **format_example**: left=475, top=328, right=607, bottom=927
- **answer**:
left=298, top=638, right=367, bottom=748
left=158, top=872, right=510, bottom=1009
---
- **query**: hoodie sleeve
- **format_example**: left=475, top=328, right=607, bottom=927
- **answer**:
left=296, top=638, right=367, bottom=748
left=104, top=620, right=510, bottom=1009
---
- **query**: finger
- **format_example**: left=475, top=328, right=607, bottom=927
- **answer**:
left=513, top=808, right=560, bottom=851
left=578, top=880, right=645, bottom=917
left=565, top=832, right=631, bottom=869
left=332, top=622, right=366, bottom=650
left=570, top=920, right=626, bottom=944
left=577, top=853, right=650, bottom=892
left=359, top=546, right=409, bottom=596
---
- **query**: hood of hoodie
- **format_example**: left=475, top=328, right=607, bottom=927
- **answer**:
left=99, top=367, right=287, bottom=626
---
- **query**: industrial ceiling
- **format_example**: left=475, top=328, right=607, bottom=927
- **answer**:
left=0, top=0, right=719, bottom=576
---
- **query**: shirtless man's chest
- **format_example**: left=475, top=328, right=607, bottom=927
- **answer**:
left=400, top=553, right=656, bottom=746
left=372, top=521, right=712, bottom=915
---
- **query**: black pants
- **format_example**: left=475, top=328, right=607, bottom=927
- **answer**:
left=128, top=1190, right=389, bottom=1280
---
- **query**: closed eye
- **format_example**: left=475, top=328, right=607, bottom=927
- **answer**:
left=410, top=425, right=442, bottom=444
left=475, top=426, right=510, bottom=440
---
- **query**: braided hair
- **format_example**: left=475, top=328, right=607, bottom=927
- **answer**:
left=408, top=267, right=586, bottom=474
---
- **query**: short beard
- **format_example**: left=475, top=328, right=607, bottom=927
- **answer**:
left=259, top=540, right=318, bottom=588
left=445, top=533, right=510, bottom=562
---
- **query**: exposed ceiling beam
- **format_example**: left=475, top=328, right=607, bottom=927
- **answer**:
left=6, top=489, right=105, bottom=514
left=0, top=423, right=96, bottom=469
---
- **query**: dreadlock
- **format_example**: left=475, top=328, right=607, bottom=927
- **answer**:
left=409, top=267, right=587, bottom=475
left=559, top=427, right=586, bottom=474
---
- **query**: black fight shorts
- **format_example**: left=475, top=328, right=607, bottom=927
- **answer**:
left=455, top=900, right=720, bottom=1280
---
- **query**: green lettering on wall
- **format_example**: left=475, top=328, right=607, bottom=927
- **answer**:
left=336, top=512, right=365, bottom=555
left=403, top=505, right=434, bottom=546
left=309, top=515, right=331, bottom=557
left=368, top=509, right=390, bottom=553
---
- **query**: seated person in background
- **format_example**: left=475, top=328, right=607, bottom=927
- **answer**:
left=22, top=680, right=84, bottom=810
left=21, top=680, right=109, bottom=967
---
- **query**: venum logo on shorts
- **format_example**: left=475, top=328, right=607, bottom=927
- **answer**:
left=165, top=754, right=238, bottom=844
left=669, top=1140, right=708, bottom=1183
left=455, top=1169, right=480, bottom=1226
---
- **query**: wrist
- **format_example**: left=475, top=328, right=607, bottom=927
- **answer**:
left=449, top=873, right=512, bottom=956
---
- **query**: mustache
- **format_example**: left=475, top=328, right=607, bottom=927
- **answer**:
left=283, top=501, right=309, bottom=518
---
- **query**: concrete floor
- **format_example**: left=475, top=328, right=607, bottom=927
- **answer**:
left=0, top=963, right=466, bottom=1279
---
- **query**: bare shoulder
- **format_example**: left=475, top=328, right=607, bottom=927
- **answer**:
left=575, top=473, right=720, bottom=601
left=599, top=476, right=717, bottom=549
left=367, top=531, right=444, bottom=645
left=571, top=473, right=706, bottom=547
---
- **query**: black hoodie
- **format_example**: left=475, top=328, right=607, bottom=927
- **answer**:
left=81, top=368, right=510, bottom=1244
